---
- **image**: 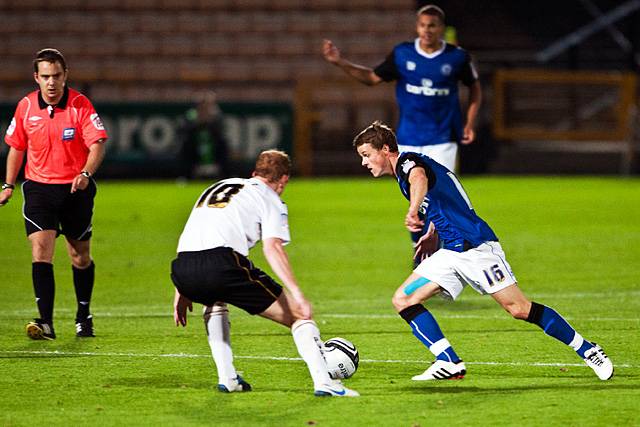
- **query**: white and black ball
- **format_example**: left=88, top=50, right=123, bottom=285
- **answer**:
left=323, top=337, right=359, bottom=379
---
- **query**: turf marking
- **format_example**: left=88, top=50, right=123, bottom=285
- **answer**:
left=2, top=310, right=638, bottom=322
left=321, top=313, right=640, bottom=322
left=0, top=349, right=634, bottom=369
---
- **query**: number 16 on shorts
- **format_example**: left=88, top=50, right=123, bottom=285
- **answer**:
left=483, top=264, right=505, bottom=287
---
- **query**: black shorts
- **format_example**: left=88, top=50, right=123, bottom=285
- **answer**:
left=22, top=179, right=97, bottom=241
left=170, top=247, right=283, bottom=315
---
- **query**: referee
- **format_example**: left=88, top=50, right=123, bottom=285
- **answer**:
left=0, top=48, right=107, bottom=340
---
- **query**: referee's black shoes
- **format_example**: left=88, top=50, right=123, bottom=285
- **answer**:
left=75, top=315, right=95, bottom=338
left=26, top=319, right=56, bottom=340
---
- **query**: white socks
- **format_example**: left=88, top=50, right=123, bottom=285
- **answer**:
left=204, top=303, right=237, bottom=386
left=291, top=319, right=332, bottom=389
left=204, top=309, right=332, bottom=390
left=568, top=331, right=585, bottom=351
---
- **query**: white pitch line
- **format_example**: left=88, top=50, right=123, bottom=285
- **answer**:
left=1, top=310, right=638, bottom=322
left=2, top=289, right=639, bottom=316
left=321, top=313, right=640, bottom=322
left=0, top=350, right=634, bottom=369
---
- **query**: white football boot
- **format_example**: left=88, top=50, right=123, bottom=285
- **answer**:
left=412, top=360, right=466, bottom=381
left=314, top=380, right=360, bottom=397
left=583, top=344, right=614, bottom=380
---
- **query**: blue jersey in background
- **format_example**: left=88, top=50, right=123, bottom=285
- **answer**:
left=374, top=40, right=477, bottom=148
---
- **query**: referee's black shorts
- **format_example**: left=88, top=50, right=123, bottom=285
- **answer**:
left=22, top=179, right=97, bottom=240
left=170, top=247, right=283, bottom=315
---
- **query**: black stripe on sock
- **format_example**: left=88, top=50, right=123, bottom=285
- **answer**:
left=399, top=304, right=428, bottom=324
left=526, top=301, right=545, bottom=324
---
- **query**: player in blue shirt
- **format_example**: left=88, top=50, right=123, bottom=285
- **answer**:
left=353, top=121, right=614, bottom=381
left=323, top=4, right=481, bottom=172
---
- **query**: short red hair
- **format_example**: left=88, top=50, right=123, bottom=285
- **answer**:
left=254, top=150, right=291, bottom=183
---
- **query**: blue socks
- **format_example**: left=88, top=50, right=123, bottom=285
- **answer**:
left=399, top=304, right=460, bottom=363
left=526, top=302, right=593, bottom=358
left=398, top=301, right=595, bottom=363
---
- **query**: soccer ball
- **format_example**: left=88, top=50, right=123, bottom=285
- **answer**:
left=323, top=337, right=359, bottom=379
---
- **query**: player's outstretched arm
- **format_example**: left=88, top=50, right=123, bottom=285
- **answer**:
left=322, top=39, right=383, bottom=86
left=0, top=147, right=25, bottom=206
left=173, top=289, right=193, bottom=327
left=263, top=237, right=312, bottom=320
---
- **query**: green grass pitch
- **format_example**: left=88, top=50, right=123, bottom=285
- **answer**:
left=1, top=177, right=638, bottom=426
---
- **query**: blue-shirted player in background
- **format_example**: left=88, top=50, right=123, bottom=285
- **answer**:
left=323, top=4, right=481, bottom=173
left=323, top=4, right=481, bottom=258
left=353, top=121, right=613, bottom=381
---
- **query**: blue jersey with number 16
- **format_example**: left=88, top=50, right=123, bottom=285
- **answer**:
left=396, top=152, right=498, bottom=252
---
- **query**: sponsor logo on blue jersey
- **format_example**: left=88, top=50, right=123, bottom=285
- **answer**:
left=62, top=128, right=75, bottom=141
left=401, top=159, right=416, bottom=174
left=405, top=79, right=450, bottom=97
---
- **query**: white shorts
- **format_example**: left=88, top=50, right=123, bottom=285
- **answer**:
left=414, top=241, right=517, bottom=300
left=398, top=142, right=458, bottom=172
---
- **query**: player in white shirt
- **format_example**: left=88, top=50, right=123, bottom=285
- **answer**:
left=171, top=150, right=358, bottom=397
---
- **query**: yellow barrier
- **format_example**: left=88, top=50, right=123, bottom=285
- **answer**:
left=493, top=68, right=637, bottom=141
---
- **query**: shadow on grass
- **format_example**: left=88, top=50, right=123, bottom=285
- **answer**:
left=368, top=382, right=639, bottom=396
left=105, top=376, right=320, bottom=395
left=103, top=375, right=217, bottom=390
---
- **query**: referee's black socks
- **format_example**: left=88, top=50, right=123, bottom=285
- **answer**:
left=32, top=262, right=55, bottom=323
left=73, top=262, right=95, bottom=321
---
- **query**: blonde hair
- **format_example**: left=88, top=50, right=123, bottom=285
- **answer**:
left=254, top=150, right=291, bottom=182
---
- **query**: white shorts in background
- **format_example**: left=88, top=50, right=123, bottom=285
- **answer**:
left=398, top=142, right=458, bottom=172
left=414, top=241, right=517, bottom=300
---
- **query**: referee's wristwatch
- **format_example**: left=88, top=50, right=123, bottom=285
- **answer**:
left=1, top=183, right=15, bottom=191
left=80, top=170, right=92, bottom=179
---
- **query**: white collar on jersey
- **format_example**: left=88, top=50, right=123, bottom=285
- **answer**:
left=250, top=176, right=280, bottom=196
left=414, top=38, right=446, bottom=59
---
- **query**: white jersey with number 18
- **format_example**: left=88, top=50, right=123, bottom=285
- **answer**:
left=176, top=177, right=290, bottom=256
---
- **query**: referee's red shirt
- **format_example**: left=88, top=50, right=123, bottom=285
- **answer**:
left=4, top=87, right=108, bottom=184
